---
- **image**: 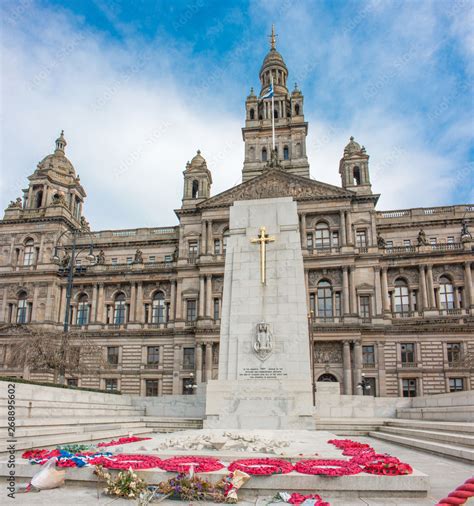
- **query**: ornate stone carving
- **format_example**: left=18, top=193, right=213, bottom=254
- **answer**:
left=388, top=267, right=419, bottom=285
left=417, top=228, right=429, bottom=246
left=200, top=170, right=351, bottom=208
left=96, top=250, right=105, bottom=265
left=254, top=322, right=272, bottom=361
left=7, top=197, right=22, bottom=209
left=314, top=342, right=343, bottom=364
left=433, top=264, right=464, bottom=283
left=377, top=233, right=386, bottom=248
left=308, top=269, right=342, bottom=288
left=212, top=276, right=224, bottom=293
left=133, top=249, right=143, bottom=264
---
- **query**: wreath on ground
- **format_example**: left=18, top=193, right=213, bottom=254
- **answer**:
left=228, top=458, right=293, bottom=476
left=294, top=459, right=362, bottom=476
left=363, top=460, right=413, bottom=476
left=88, top=454, right=162, bottom=470
left=158, top=456, right=224, bottom=473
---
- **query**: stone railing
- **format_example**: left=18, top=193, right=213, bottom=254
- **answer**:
left=377, top=204, right=473, bottom=220
left=88, top=226, right=178, bottom=240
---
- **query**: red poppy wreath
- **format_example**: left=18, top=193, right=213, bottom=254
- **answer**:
left=294, top=459, right=362, bottom=476
left=228, top=458, right=293, bottom=476
left=158, top=456, right=224, bottom=473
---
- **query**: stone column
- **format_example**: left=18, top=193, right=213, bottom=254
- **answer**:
left=370, top=213, right=377, bottom=247
left=90, top=284, right=98, bottom=322
left=70, top=304, right=76, bottom=325
left=201, top=221, right=206, bottom=255
left=205, top=343, right=213, bottom=381
left=170, top=280, right=176, bottom=321
left=207, top=220, right=213, bottom=254
left=199, top=276, right=205, bottom=317
left=97, top=284, right=105, bottom=323
left=159, top=345, right=164, bottom=368
left=374, top=267, right=382, bottom=316
left=349, top=267, right=357, bottom=314
left=31, top=284, right=39, bottom=322
left=300, top=213, right=307, bottom=248
left=426, top=264, right=435, bottom=309
left=129, top=282, right=136, bottom=322
left=353, top=341, right=363, bottom=395
left=136, top=282, right=144, bottom=322
left=339, top=210, right=346, bottom=246
left=342, top=340, right=352, bottom=394
left=206, top=275, right=212, bottom=318
left=346, top=211, right=353, bottom=245
left=195, top=344, right=203, bottom=383
left=377, top=342, right=386, bottom=396
left=175, top=280, right=182, bottom=320
left=45, top=283, right=54, bottom=322
left=342, top=267, right=350, bottom=315
left=419, top=265, right=428, bottom=310
left=464, top=262, right=473, bottom=308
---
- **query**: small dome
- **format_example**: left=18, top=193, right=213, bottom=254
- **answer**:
left=260, top=48, right=288, bottom=75
left=344, top=136, right=362, bottom=156
left=36, top=131, right=76, bottom=176
left=190, top=149, right=205, bottom=166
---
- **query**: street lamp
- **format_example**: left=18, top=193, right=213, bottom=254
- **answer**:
left=52, top=228, right=95, bottom=332
left=357, top=373, right=372, bottom=395
left=185, top=372, right=198, bottom=394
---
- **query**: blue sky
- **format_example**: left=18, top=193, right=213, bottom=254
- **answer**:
left=1, top=0, right=473, bottom=229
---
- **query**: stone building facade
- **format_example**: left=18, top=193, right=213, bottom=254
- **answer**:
left=0, top=36, right=473, bottom=398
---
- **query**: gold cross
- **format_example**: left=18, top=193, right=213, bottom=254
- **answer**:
left=268, top=24, right=277, bottom=50
left=250, top=226, right=275, bottom=284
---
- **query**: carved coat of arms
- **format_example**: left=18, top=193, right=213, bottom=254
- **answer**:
left=254, top=322, right=273, bottom=361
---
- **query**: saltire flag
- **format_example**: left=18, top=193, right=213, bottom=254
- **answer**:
left=260, top=82, right=274, bottom=100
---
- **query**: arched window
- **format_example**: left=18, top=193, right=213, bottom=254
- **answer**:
left=317, top=280, right=333, bottom=318
left=353, top=166, right=361, bottom=185
left=439, top=276, right=454, bottom=309
left=249, top=108, right=255, bottom=120
left=394, top=279, right=409, bottom=314
left=23, top=239, right=35, bottom=266
left=152, top=291, right=166, bottom=324
left=274, top=109, right=278, bottom=119
left=262, top=147, right=267, bottom=162
left=295, top=103, right=300, bottom=115
left=114, top=293, right=126, bottom=324
left=191, top=180, right=199, bottom=199
left=283, top=145, right=289, bottom=160
left=76, top=294, right=89, bottom=325
left=223, top=229, right=230, bottom=254
left=318, top=373, right=338, bottom=382
left=315, top=222, right=331, bottom=250
left=17, top=291, right=28, bottom=324
left=34, top=191, right=43, bottom=209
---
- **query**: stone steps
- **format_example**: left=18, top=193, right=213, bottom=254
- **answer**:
left=0, top=461, right=430, bottom=499
left=0, top=406, right=145, bottom=418
left=387, top=418, right=474, bottom=434
left=10, top=415, right=144, bottom=427
left=315, top=418, right=387, bottom=435
left=369, top=430, right=474, bottom=462
left=380, top=425, right=474, bottom=447
left=396, top=405, right=474, bottom=422
left=144, top=417, right=203, bottom=431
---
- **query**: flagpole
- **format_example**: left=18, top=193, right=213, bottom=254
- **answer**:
left=271, top=75, right=275, bottom=151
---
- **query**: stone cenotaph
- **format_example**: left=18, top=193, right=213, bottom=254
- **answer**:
left=205, top=197, right=314, bottom=429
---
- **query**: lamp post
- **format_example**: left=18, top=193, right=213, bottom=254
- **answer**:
left=357, top=373, right=372, bottom=395
left=52, top=229, right=95, bottom=332
left=307, top=310, right=316, bottom=406
left=184, top=372, right=198, bottom=395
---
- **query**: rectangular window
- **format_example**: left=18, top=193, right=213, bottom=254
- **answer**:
left=149, top=255, right=156, bottom=263
left=430, top=237, right=437, bottom=246
left=401, top=343, right=415, bottom=364
left=331, top=231, right=339, bottom=248
left=126, top=257, right=133, bottom=264
left=449, top=378, right=464, bottom=392
left=188, top=241, right=198, bottom=257
left=402, top=378, right=417, bottom=397
left=111, top=258, right=118, bottom=265
left=76, top=303, right=89, bottom=325
left=147, top=346, right=160, bottom=366
left=23, top=245, right=35, bottom=266
left=107, top=346, right=119, bottom=365
left=403, top=239, right=411, bottom=248
left=67, top=378, right=78, bottom=387
left=183, top=348, right=195, bottom=370
left=213, top=298, right=220, bottom=320
left=105, top=378, right=118, bottom=392
left=186, top=299, right=197, bottom=322
left=447, top=236, right=454, bottom=244
left=183, top=378, right=195, bottom=395
left=164, top=254, right=173, bottom=263
left=386, top=240, right=393, bottom=250
left=334, top=292, right=341, bottom=317
left=306, top=233, right=313, bottom=250
left=145, top=379, right=159, bottom=396
left=356, top=230, right=367, bottom=248
left=360, top=296, right=371, bottom=319
left=447, top=343, right=461, bottom=364
left=362, top=345, right=375, bottom=366
left=214, top=239, right=221, bottom=255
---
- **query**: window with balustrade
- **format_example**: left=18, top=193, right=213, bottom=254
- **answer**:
left=152, top=291, right=166, bottom=323
left=439, top=276, right=455, bottom=310
left=76, top=293, right=89, bottom=325
left=447, top=342, right=461, bottom=364
left=113, top=293, right=126, bottom=324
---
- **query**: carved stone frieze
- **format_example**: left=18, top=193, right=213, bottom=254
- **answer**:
left=314, top=342, right=343, bottom=364
left=388, top=267, right=419, bottom=286
left=433, top=264, right=464, bottom=283
left=212, top=276, right=224, bottom=293
left=308, top=269, right=342, bottom=288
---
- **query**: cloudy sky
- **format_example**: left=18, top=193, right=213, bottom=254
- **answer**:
left=1, top=0, right=473, bottom=230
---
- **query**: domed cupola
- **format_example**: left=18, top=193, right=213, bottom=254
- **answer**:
left=182, top=150, right=212, bottom=207
left=339, top=136, right=372, bottom=194
left=259, top=25, right=289, bottom=96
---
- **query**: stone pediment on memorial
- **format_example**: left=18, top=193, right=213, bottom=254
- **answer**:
left=199, top=169, right=354, bottom=209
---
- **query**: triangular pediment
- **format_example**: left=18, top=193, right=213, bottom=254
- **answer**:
left=199, top=169, right=354, bottom=209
